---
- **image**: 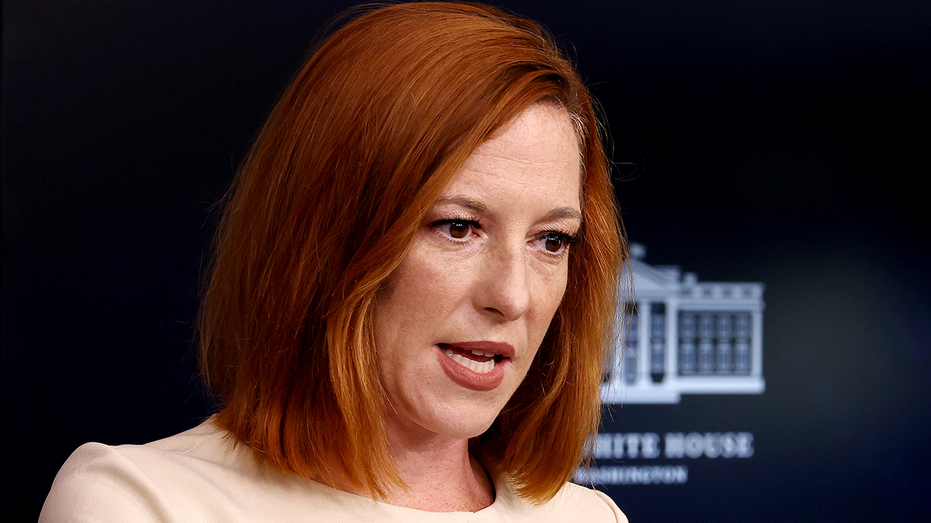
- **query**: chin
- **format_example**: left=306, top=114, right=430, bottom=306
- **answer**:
left=446, top=415, right=499, bottom=441
left=410, top=398, right=509, bottom=442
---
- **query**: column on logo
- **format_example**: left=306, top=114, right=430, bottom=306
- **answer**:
left=623, top=303, right=639, bottom=385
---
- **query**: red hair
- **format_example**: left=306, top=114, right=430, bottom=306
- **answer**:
left=199, top=1, right=625, bottom=503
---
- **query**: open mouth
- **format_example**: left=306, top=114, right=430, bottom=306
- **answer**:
left=438, top=343, right=505, bottom=375
left=435, top=342, right=512, bottom=391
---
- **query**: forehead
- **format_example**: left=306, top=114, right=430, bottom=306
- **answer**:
left=480, top=104, right=580, bottom=163
left=442, top=105, right=582, bottom=205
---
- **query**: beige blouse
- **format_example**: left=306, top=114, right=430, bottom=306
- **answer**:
left=41, top=418, right=627, bottom=522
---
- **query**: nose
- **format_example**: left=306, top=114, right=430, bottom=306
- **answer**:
left=474, top=243, right=532, bottom=321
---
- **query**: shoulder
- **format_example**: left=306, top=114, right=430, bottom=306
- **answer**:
left=40, top=441, right=181, bottom=522
left=39, top=419, right=236, bottom=523
left=546, top=482, right=628, bottom=522
left=38, top=420, right=423, bottom=522
left=492, top=480, right=628, bottom=522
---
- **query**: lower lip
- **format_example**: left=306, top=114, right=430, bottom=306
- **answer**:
left=435, top=346, right=508, bottom=391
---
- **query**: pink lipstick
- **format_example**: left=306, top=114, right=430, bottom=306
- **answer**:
left=435, top=341, right=513, bottom=391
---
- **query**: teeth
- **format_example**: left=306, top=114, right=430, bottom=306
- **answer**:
left=470, top=349, right=498, bottom=358
left=443, top=349, right=495, bottom=374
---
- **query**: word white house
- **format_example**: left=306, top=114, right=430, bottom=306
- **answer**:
left=602, top=244, right=765, bottom=404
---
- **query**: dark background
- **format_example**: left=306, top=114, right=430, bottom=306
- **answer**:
left=4, top=1, right=929, bottom=521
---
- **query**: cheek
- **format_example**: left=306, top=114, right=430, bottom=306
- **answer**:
left=529, top=266, right=570, bottom=340
left=540, top=263, right=570, bottom=310
left=390, top=263, right=450, bottom=318
left=374, top=252, right=462, bottom=345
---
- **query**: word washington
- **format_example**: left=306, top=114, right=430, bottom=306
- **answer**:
left=575, top=465, right=689, bottom=485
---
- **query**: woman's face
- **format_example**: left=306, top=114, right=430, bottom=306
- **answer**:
left=374, top=104, right=582, bottom=442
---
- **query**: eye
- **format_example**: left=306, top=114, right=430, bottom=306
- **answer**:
left=544, top=234, right=566, bottom=252
left=433, top=219, right=481, bottom=241
left=447, top=221, right=471, bottom=239
left=536, top=231, right=578, bottom=256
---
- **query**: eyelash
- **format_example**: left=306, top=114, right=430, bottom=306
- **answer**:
left=537, top=230, right=580, bottom=257
left=430, top=218, right=579, bottom=257
left=432, top=218, right=481, bottom=241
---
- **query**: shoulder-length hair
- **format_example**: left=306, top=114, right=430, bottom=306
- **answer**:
left=200, top=1, right=625, bottom=504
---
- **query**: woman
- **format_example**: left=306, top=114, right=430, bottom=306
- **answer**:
left=41, top=2, right=627, bottom=521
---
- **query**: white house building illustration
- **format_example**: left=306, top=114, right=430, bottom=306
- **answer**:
left=602, top=244, right=765, bottom=404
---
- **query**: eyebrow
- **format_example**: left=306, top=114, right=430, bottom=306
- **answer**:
left=434, top=195, right=583, bottom=223
left=543, top=207, right=584, bottom=223
left=434, top=196, right=488, bottom=214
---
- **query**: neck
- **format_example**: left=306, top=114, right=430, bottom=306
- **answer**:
left=379, top=420, right=495, bottom=512
left=313, top=419, right=496, bottom=512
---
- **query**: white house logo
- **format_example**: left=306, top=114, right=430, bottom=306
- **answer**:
left=602, top=244, right=766, bottom=404
left=577, top=245, right=764, bottom=487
